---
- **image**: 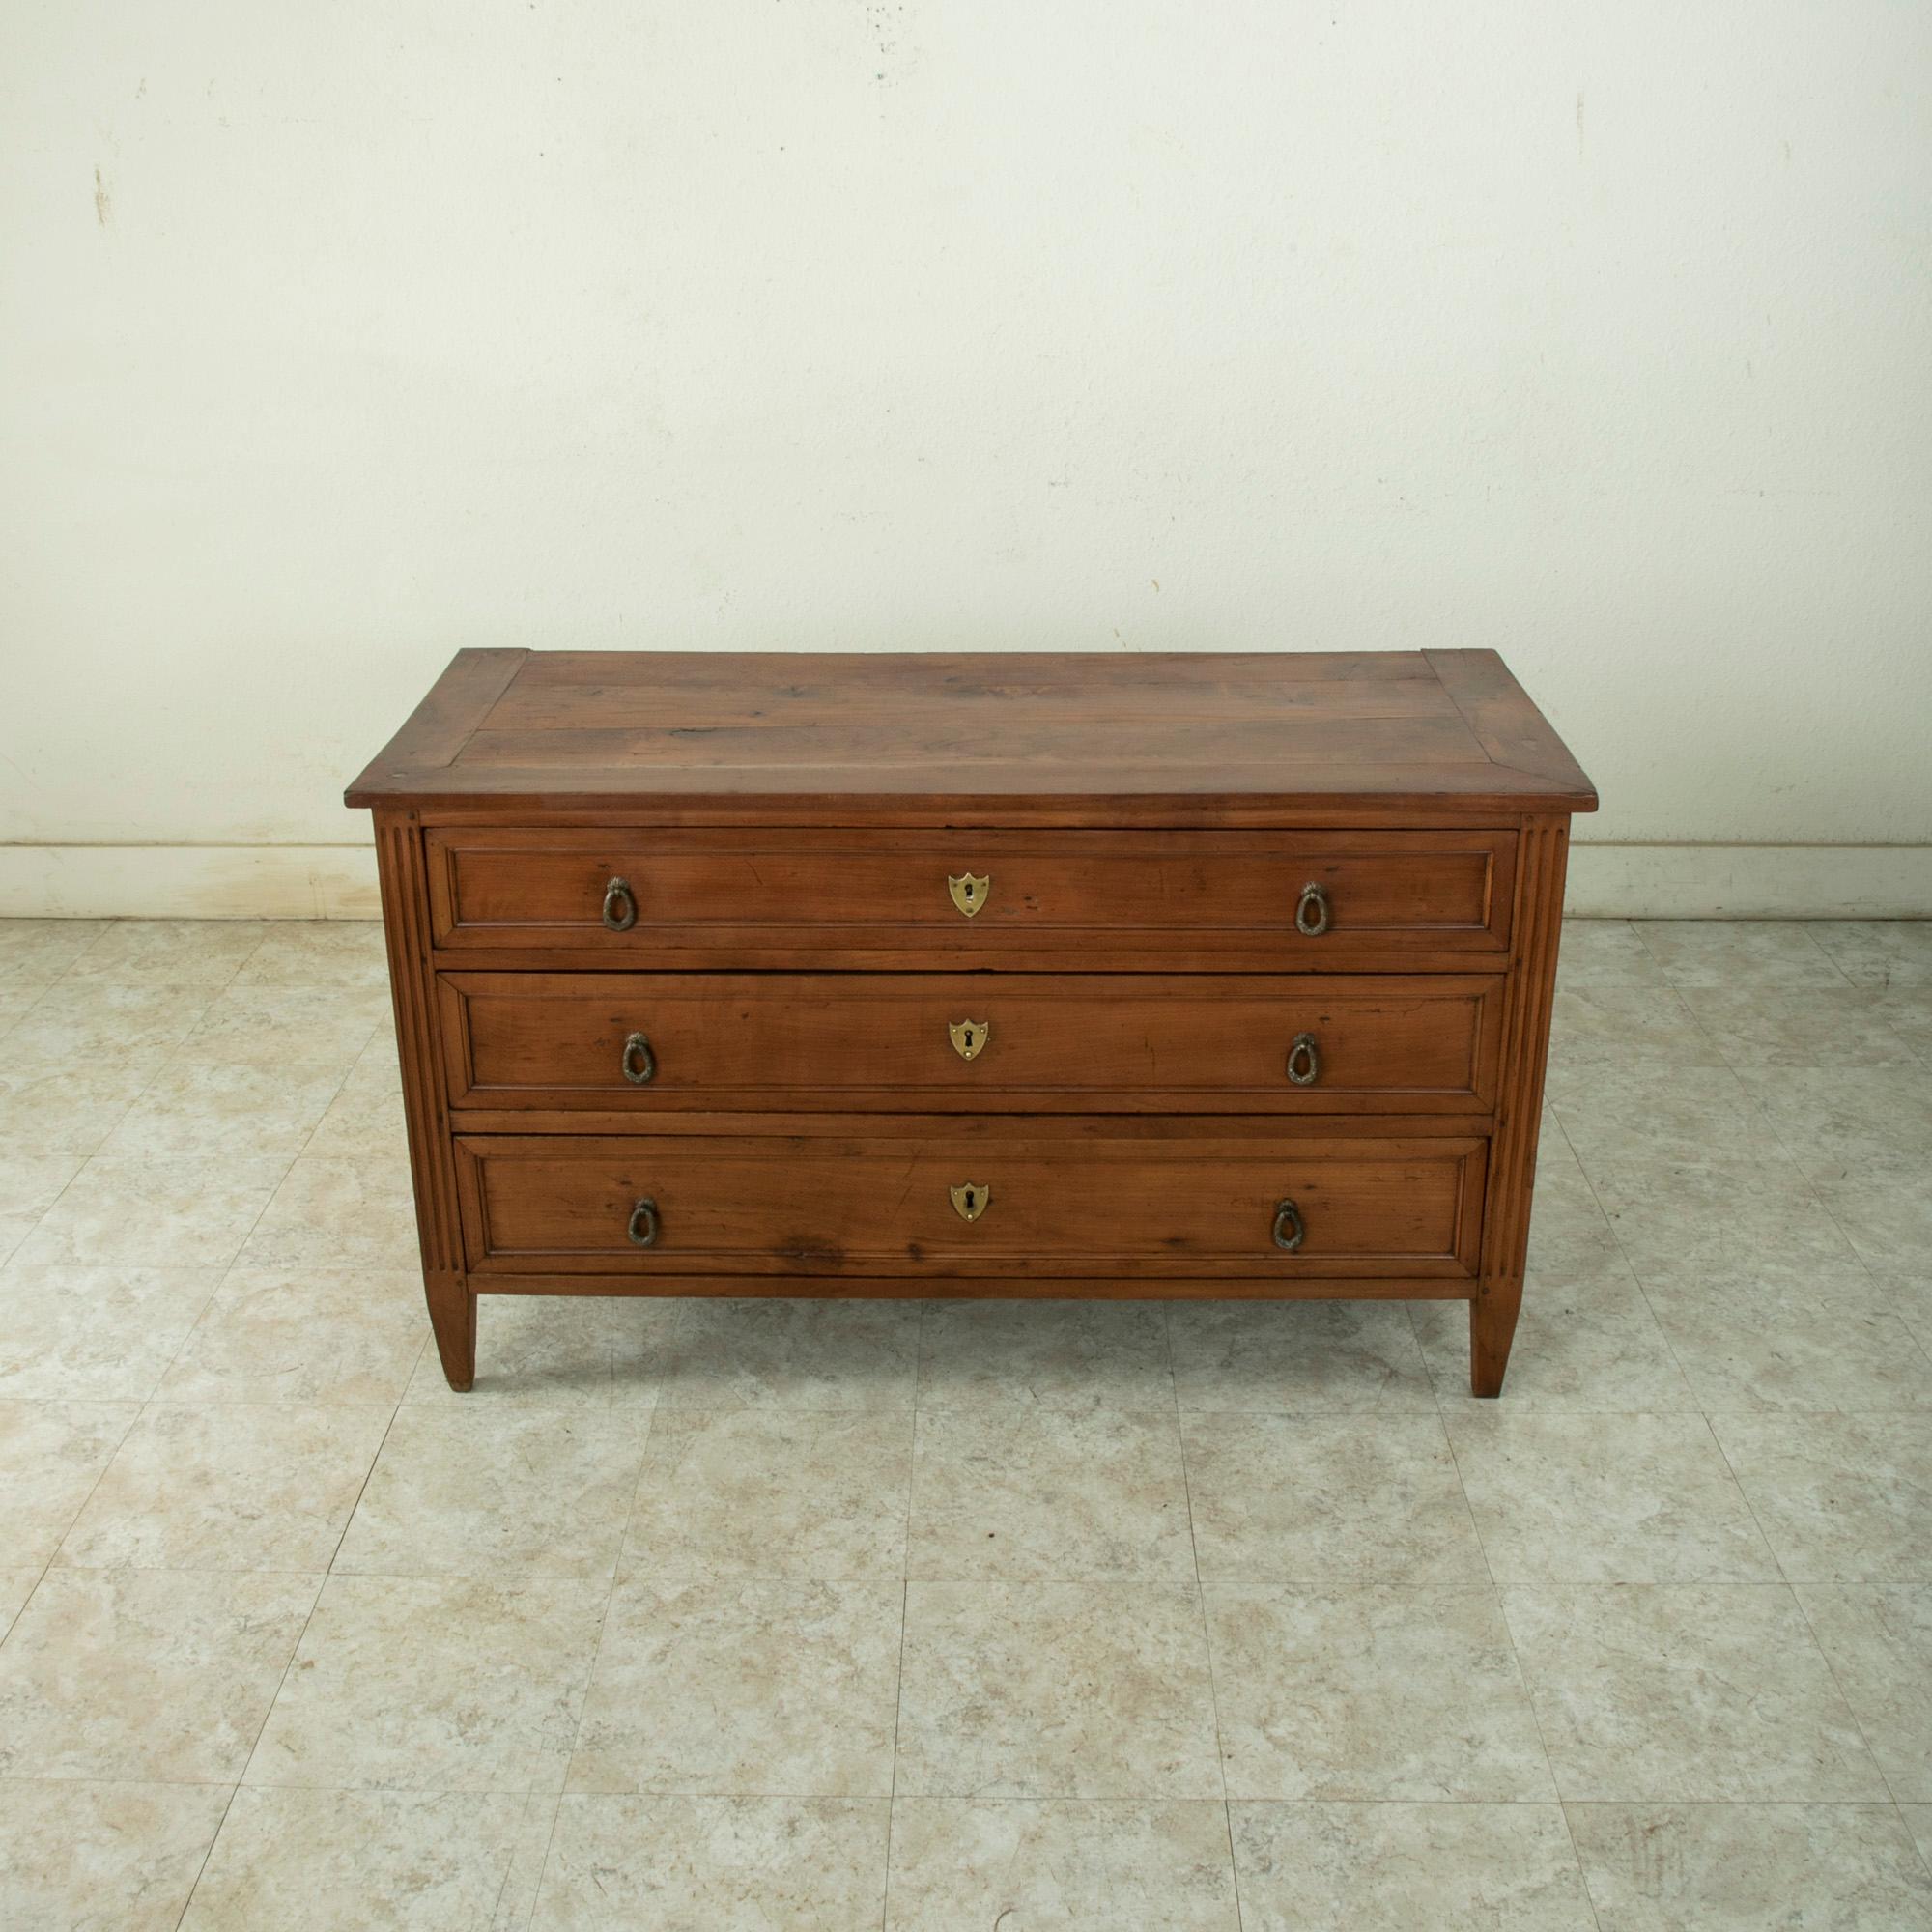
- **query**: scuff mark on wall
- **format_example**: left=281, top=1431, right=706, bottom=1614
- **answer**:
left=93, top=164, right=111, bottom=225
left=865, top=0, right=913, bottom=84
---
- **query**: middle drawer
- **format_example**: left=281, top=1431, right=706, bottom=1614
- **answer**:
left=438, top=972, right=1504, bottom=1116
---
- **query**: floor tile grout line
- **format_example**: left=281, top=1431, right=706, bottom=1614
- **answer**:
left=0, top=1396, right=148, bottom=1662
left=1544, top=1103, right=1718, bottom=1420
left=113, top=1037, right=366, bottom=1169
left=519, top=1369, right=676, bottom=1931
left=1558, top=1804, right=1607, bottom=1930
left=1405, top=1294, right=1452, bottom=1416
left=33, top=1560, right=1912, bottom=1593
left=1710, top=1032, right=1932, bottom=1350
left=3, top=1156, right=106, bottom=1270
left=0, top=1319, right=432, bottom=1412
left=1435, top=1411, right=1500, bottom=1598
left=1675, top=1199, right=1826, bottom=1592
left=159, top=1784, right=242, bottom=1932
left=879, top=1583, right=911, bottom=1932
left=1899, top=1011, right=1932, bottom=1074
left=1680, top=1409, right=1785, bottom=1583
left=1632, top=917, right=1861, bottom=992
left=1563, top=985, right=1827, bottom=1537
left=1695, top=979, right=1932, bottom=1291
left=1554, top=1007, right=1932, bottom=1414
left=88, top=922, right=273, bottom=1133
left=1891, top=1822, right=1932, bottom=1900
left=1797, top=925, right=1866, bottom=992
left=880, top=1299, right=926, bottom=1932
left=516, top=1787, right=576, bottom=1932
left=137, top=1194, right=292, bottom=1403
left=0, top=973, right=64, bottom=1043
left=169, top=1384, right=398, bottom=1932
left=1164, top=1300, right=1247, bottom=1926
left=0, top=1776, right=1921, bottom=1805
left=1164, top=1303, right=1234, bottom=1804
left=4, top=959, right=381, bottom=1285
left=1445, top=1406, right=1592, bottom=1901
left=1688, top=980, right=1931, bottom=1081
left=1907, top=1800, right=1932, bottom=1887
left=487, top=1788, right=558, bottom=1932
left=1442, top=1394, right=1605, bottom=1922
left=48, top=917, right=123, bottom=979
left=114, top=1141, right=311, bottom=1383
left=1223, top=1793, right=1247, bottom=1932
left=9, top=923, right=1932, bottom=1916
left=17, top=916, right=380, bottom=1174
left=1786, top=1575, right=1907, bottom=1811
left=0, top=920, right=207, bottom=1208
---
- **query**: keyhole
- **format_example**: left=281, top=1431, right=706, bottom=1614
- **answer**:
left=964, top=1188, right=977, bottom=1211
left=963, top=881, right=976, bottom=905
left=965, top=1027, right=978, bottom=1051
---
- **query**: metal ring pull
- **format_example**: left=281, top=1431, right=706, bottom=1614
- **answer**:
left=1286, top=1032, right=1320, bottom=1087
left=1271, top=1198, right=1306, bottom=1252
left=620, top=1032, right=656, bottom=1086
left=602, top=876, right=638, bottom=931
left=627, top=1197, right=660, bottom=1248
left=1294, top=882, right=1331, bottom=937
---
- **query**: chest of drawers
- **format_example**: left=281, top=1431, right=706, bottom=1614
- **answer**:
left=346, top=648, right=1594, bottom=1395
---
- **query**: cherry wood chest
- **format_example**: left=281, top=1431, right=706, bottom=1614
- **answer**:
left=346, top=648, right=1595, bottom=1395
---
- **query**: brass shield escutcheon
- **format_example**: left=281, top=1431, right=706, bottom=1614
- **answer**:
left=947, top=872, right=990, bottom=918
left=948, top=1019, right=990, bottom=1061
left=949, top=1181, right=990, bottom=1222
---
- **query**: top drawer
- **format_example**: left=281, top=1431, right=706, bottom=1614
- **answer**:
left=425, top=828, right=1517, bottom=967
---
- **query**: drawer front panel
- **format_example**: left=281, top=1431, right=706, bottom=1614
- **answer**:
left=426, top=828, right=1515, bottom=962
left=440, top=972, right=1504, bottom=1115
left=455, top=1130, right=1487, bottom=1280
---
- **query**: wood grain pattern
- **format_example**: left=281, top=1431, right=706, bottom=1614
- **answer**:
left=348, top=648, right=1595, bottom=1396
left=373, top=810, right=474, bottom=1390
left=1471, top=814, right=1571, bottom=1395
left=424, top=826, right=1516, bottom=964
left=1426, top=649, right=1599, bottom=795
left=454, top=1130, right=1488, bottom=1280
left=440, top=1107, right=1498, bottom=1142
left=436, top=971, right=1505, bottom=1116
left=464, top=1271, right=1478, bottom=1301
left=346, top=648, right=1598, bottom=819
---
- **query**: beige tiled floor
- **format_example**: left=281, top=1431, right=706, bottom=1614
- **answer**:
left=1, top=915, right=1931, bottom=1928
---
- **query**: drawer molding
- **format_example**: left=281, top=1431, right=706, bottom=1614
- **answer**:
left=425, top=826, right=1517, bottom=965
left=436, top=971, right=1508, bottom=1117
left=348, top=647, right=1593, bottom=1396
left=453, top=1128, right=1489, bottom=1282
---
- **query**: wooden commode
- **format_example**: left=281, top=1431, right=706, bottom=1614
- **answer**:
left=346, top=648, right=1595, bottom=1395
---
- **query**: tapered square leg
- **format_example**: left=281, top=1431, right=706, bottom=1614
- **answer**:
left=424, top=1271, right=475, bottom=1392
left=375, top=808, right=475, bottom=1395
left=1469, top=1282, right=1521, bottom=1398
left=1467, top=814, right=1569, bottom=1402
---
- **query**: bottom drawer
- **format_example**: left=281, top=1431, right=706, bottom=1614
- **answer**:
left=454, top=1127, right=1486, bottom=1281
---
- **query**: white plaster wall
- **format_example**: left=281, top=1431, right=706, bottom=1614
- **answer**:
left=2, top=2, right=1928, bottom=910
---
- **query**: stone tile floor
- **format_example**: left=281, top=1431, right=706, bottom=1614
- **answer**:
left=1, top=915, right=1930, bottom=1928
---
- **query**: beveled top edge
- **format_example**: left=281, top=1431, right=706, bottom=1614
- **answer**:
left=344, top=647, right=1597, bottom=814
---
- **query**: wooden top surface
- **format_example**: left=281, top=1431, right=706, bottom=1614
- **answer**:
left=344, top=648, right=1596, bottom=820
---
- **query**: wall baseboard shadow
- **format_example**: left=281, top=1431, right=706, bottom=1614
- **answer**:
left=0, top=842, right=1928, bottom=922
left=1564, top=843, right=1932, bottom=919
left=0, top=846, right=384, bottom=920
